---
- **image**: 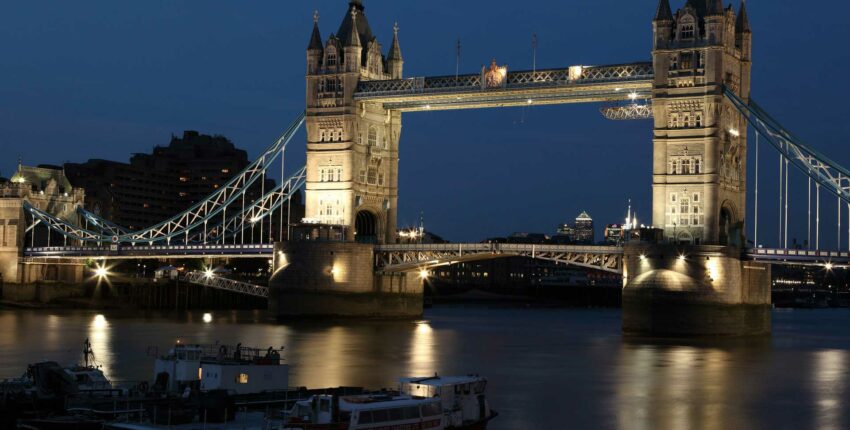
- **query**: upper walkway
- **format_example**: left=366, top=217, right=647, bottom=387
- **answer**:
left=354, top=63, right=654, bottom=112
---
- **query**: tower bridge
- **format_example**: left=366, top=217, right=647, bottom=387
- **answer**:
left=3, top=0, right=850, bottom=335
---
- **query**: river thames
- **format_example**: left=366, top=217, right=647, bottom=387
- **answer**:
left=1, top=306, right=849, bottom=429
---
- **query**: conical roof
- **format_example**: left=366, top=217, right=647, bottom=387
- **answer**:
left=387, top=23, right=402, bottom=62
left=654, top=0, right=673, bottom=21
left=308, top=21, right=323, bottom=51
left=337, top=0, right=373, bottom=49
left=707, top=0, right=724, bottom=16
left=736, top=0, right=751, bottom=33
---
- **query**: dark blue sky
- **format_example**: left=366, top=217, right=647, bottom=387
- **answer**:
left=2, top=1, right=850, bottom=246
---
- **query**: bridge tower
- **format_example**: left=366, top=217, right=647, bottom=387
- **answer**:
left=622, top=0, right=770, bottom=337
left=651, top=0, right=752, bottom=246
left=269, top=1, right=422, bottom=319
left=304, top=0, right=403, bottom=245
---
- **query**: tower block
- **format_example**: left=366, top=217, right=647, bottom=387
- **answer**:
left=304, top=0, right=403, bottom=245
left=269, top=1, right=422, bottom=318
left=622, top=0, right=771, bottom=336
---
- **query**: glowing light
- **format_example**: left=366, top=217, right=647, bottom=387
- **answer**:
left=204, top=268, right=214, bottom=279
left=825, top=263, right=835, bottom=271
left=678, top=254, right=687, bottom=261
left=251, top=216, right=261, bottom=224
left=419, top=269, right=429, bottom=279
left=639, top=254, right=647, bottom=261
left=203, top=313, right=213, bottom=323
left=526, top=99, right=534, bottom=105
left=628, top=92, right=638, bottom=101
left=729, top=128, right=740, bottom=137
left=93, top=314, right=107, bottom=330
left=94, top=263, right=110, bottom=280
left=425, top=104, right=431, bottom=110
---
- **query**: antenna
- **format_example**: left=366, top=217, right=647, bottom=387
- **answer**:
left=456, top=38, right=461, bottom=79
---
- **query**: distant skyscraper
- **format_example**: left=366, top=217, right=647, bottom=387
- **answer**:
left=574, top=211, right=594, bottom=244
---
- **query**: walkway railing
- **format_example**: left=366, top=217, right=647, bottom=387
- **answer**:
left=184, top=272, right=269, bottom=298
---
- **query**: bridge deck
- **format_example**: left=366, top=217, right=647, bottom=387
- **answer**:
left=354, top=63, right=654, bottom=112
left=23, top=244, right=274, bottom=259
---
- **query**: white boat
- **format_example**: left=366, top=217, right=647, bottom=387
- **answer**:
left=152, top=342, right=289, bottom=395
left=64, top=338, right=114, bottom=391
left=280, top=374, right=496, bottom=430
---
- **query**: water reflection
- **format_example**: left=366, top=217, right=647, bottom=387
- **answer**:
left=408, top=320, right=435, bottom=376
left=88, top=314, right=113, bottom=376
left=616, top=341, right=757, bottom=430
left=812, top=349, right=848, bottom=430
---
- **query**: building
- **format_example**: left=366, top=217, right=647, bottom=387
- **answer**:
left=574, top=211, right=594, bottom=244
left=1, top=163, right=85, bottom=283
left=64, top=131, right=289, bottom=231
left=604, top=224, right=625, bottom=245
left=304, top=0, right=404, bottom=244
left=553, top=211, right=594, bottom=244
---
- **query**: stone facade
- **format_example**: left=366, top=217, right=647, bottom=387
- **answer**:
left=1, top=165, right=85, bottom=284
left=269, top=241, right=423, bottom=318
left=651, top=0, right=752, bottom=246
left=304, top=0, right=403, bottom=244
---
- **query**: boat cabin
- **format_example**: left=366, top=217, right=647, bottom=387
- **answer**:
left=285, top=393, right=444, bottom=429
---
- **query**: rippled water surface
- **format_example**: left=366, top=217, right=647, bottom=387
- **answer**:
left=2, top=307, right=850, bottom=429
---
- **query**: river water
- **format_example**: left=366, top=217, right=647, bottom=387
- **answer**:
left=1, top=306, right=849, bottom=429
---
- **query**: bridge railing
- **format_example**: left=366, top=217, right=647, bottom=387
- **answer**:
left=355, top=63, right=654, bottom=99
left=24, top=243, right=274, bottom=258
left=376, top=243, right=624, bottom=254
left=184, top=272, right=269, bottom=298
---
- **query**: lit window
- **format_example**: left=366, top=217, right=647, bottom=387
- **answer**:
left=221, top=169, right=230, bottom=174
left=179, top=192, right=188, bottom=197
left=368, top=127, right=378, bottom=147
left=236, top=373, right=248, bottom=384
left=179, top=177, right=189, bottom=182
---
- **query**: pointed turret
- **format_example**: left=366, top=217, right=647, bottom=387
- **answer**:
left=736, top=0, right=751, bottom=33
left=308, top=11, right=323, bottom=51
left=344, top=7, right=361, bottom=48
left=654, top=0, right=673, bottom=21
left=387, top=22, right=403, bottom=79
left=707, top=0, right=724, bottom=16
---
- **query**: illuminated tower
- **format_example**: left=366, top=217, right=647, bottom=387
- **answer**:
left=304, top=0, right=403, bottom=244
left=651, top=0, right=752, bottom=246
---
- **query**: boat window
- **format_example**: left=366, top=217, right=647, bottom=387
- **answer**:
left=388, top=408, right=403, bottom=421
left=236, top=373, right=249, bottom=384
left=358, top=411, right=373, bottom=424
left=371, top=409, right=389, bottom=422
left=403, top=406, right=420, bottom=420
left=422, top=403, right=441, bottom=417
left=319, top=398, right=331, bottom=413
left=340, top=411, right=352, bottom=423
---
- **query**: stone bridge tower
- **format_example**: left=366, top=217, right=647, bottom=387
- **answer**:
left=651, top=0, right=751, bottom=246
left=305, top=0, right=403, bottom=244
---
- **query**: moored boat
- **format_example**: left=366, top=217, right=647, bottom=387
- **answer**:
left=279, top=374, right=496, bottom=430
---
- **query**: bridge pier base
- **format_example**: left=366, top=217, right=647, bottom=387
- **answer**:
left=622, top=244, right=771, bottom=337
left=269, top=241, right=423, bottom=319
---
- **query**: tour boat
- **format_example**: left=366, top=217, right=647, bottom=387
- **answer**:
left=279, top=375, right=496, bottom=430
left=152, top=342, right=289, bottom=395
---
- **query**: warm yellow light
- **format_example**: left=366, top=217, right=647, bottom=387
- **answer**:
left=419, top=269, right=429, bottom=279
left=204, top=268, right=214, bottom=279
left=639, top=254, right=647, bottom=261
left=825, top=263, right=834, bottom=271
left=203, top=313, right=213, bottom=323
left=526, top=99, right=533, bottom=105
left=94, top=263, right=110, bottom=279
left=729, top=128, right=740, bottom=137
left=628, top=92, right=638, bottom=101
left=678, top=254, right=687, bottom=261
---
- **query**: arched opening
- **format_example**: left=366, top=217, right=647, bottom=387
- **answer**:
left=677, top=231, right=693, bottom=245
left=719, top=207, right=733, bottom=246
left=355, top=210, right=378, bottom=244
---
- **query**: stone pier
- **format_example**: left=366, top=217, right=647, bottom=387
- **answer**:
left=622, top=243, right=771, bottom=336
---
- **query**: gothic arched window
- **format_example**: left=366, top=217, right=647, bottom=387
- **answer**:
left=368, top=127, right=378, bottom=147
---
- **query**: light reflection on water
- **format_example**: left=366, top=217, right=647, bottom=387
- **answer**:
left=1, top=307, right=850, bottom=429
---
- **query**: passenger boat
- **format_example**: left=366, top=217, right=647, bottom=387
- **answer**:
left=280, top=375, right=496, bottom=430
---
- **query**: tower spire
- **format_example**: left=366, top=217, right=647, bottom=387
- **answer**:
left=654, top=0, right=673, bottom=22
left=388, top=22, right=402, bottom=62
left=344, top=6, right=361, bottom=47
left=307, top=10, right=323, bottom=51
left=707, top=0, right=724, bottom=16
left=736, top=0, right=751, bottom=33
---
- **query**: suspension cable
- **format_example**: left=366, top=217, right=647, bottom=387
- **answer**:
left=754, top=131, right=759, bottom=247
left=816, top=182, right=821, bottom=249
left=808, top=175, right=812, bottom=249
left=784, top=156, right=789, bottom=249
left=779, top=149, right=784, bottom=247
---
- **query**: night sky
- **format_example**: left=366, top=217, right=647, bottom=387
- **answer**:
left=2, top=1, right=849, bottom=246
